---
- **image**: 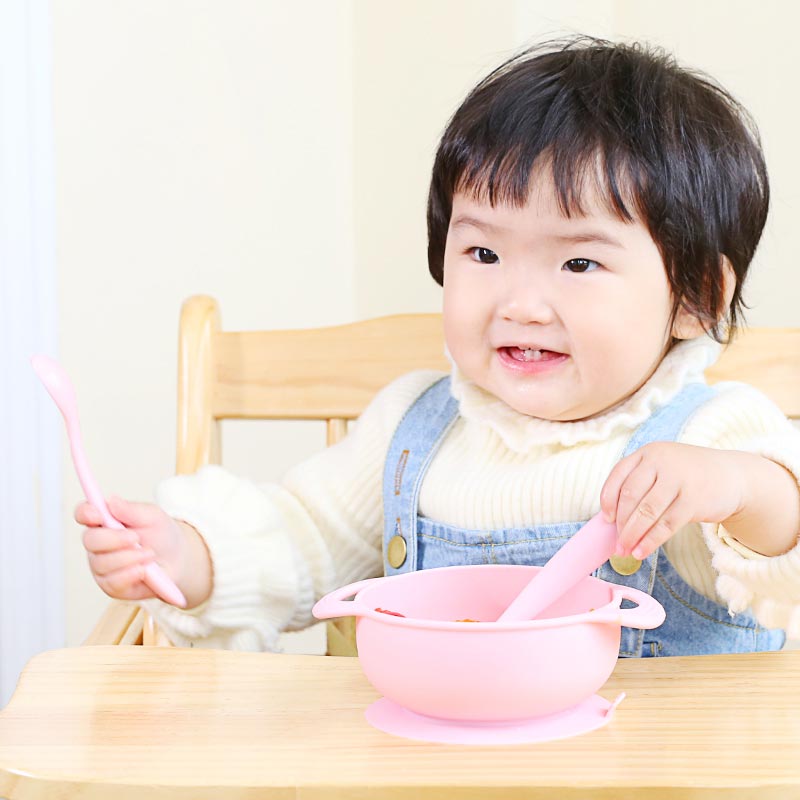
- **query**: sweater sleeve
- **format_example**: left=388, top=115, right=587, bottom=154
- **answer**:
left=140, top=369, right=445, bottom=650
left=680, top=381, right=800, bottom=637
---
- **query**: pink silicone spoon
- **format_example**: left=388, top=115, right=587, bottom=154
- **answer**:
left=31, top=354, right=187, bottom=608
left=496, top=513, right=618, bottom=622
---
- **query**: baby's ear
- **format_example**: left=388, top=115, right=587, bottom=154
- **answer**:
left=672, top=255, right=736, bottom=340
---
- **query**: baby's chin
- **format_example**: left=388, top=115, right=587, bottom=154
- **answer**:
left=506, top=405, right=602, bottom=423
left=502, top=391, right=635, bottom=422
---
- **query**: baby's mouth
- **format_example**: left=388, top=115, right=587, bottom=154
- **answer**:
left=503, top=346, right=565, bottom=362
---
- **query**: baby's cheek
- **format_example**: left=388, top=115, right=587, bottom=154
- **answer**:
left=580, top=351, right=643, bottom=412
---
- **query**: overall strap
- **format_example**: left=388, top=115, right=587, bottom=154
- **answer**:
left=620, top=382, right=717, bottom=457
left=382, top=376, right=459, bottom=575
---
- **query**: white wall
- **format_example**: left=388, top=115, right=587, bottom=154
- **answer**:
left=52, top=0, right=800, bottom=648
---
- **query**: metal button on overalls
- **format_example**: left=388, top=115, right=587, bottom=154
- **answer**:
left=387, top=535, right=407, bottom=568
left=609, top=554, right=642, bottom=576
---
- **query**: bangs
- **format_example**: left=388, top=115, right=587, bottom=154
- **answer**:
left=452, top=142, right=645, bottom=224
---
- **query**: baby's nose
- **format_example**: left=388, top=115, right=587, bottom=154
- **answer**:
left=497, top=281, right=556, bottom=325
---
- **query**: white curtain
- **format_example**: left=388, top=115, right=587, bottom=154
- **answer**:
left=0, top=0, right=63, bottom=707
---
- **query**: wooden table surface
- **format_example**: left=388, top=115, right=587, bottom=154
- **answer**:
left=0, top=646, right=799, bottom=799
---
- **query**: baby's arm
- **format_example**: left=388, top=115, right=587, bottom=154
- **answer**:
left=683, top=383, right=800, bottom=559
left=712, top=452, right=800, bottom=556
left=604, top=381, right=800, bottom=636
left=601, top=443, right=800, bottom=561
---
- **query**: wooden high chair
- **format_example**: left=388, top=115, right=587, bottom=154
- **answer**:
left=84, top=297, right=800, bottom=653
left=85, top=295, right=449, bottom=653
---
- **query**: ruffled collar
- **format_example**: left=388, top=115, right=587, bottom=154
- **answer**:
left=449, top=336, right=722, bottom=450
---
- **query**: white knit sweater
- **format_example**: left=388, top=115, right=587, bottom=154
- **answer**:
left=143, top=336, right=800, bottom=650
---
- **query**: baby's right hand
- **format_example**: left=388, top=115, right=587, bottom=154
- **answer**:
left=76, top=496, right=206, bottom=605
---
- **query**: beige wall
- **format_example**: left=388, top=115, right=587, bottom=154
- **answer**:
left=53, top=1, right=800, bottom=648
left=53, top=0, right=358, bottom=649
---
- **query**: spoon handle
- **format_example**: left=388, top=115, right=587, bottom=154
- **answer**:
left=496, top=514, right=618, bottom=622
left=64, top=417, right=123, bottom=530
left=141, top=563, right=188, bottom=608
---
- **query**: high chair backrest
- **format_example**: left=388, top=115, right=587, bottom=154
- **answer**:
left=168, top=295, right=446, bottom=653
left=176, top=296, right=449, bottom=473
left=84, top=298, right=800, bottom=650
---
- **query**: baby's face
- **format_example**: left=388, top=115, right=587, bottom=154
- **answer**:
left=442, top=172, right=678, bottom=422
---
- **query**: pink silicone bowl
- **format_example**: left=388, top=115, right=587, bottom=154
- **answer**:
left=313, top=564, right=665, bottom=722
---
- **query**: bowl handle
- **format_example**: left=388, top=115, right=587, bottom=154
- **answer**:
left=311, top=578, right=381, bottom=620
left=592, top=585, right=666, bottom=630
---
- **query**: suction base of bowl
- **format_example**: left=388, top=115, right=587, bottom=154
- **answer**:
left=365, top=692, right=624, bottom=745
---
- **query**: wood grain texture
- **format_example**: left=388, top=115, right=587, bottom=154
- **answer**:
left=0, top=646, right=799, bottom=798
left=176, top=294, right=221, bottom=474
left=211, top=313, right=449, bottom=420
left=706, top=327, right=800, bottom=419
left=82, top=603, right=142, bottom=646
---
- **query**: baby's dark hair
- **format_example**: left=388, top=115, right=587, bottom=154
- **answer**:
left=426, top=36, right=769, bottom=341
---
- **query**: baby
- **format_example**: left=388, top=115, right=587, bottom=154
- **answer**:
left=77, top=36, right=800, bottom=656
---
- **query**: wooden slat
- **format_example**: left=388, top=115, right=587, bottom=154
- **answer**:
left=142, top=617, right=173, bottom=647
left=82, top=602, right=142, bottom=646
left=118, top=609, right=145, bottom=646
left=324, top=617, right=358, bottom=657
left=326, top=420, right=354, bottom=652
left=212, top=321, right=800, bottom=422
left=326, top=418, right=348, bottom=446
left=176, top=295, right=222, bottom=474
left=212, top=314, right=448, bottom=420
left=706, top=327, right=800, bottom=419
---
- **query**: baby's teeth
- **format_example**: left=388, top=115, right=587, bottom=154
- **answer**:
left=522, top=349, right=543, bottom=361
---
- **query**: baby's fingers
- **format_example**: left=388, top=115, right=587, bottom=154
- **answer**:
left=94, top=562, right=157, bottom=602
left=625, top=497, right=689, bottom=561
left=74, top=501, right=102, bottom=526
left=600, top=452, right=643, bottom=524
left=83, top=526, right=140, bottom=555
left=617, top=479, right=680, bottom=558
left=613, top=465, right=660, bottom=548
left=88, top=546, right=155, bottom=578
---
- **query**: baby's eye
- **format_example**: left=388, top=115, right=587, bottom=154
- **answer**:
left=467, top=247, right=499, bottom=265
left=562, top=258, right=601, bottom=273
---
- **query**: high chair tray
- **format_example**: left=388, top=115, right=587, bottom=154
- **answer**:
left=0, top=645, right=799, bottom=799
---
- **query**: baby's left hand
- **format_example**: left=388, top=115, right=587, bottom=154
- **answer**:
left=600, top=442, right=745, bottom=560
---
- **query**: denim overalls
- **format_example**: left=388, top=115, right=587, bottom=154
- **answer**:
left=382, top=377, right=785, bottom=657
